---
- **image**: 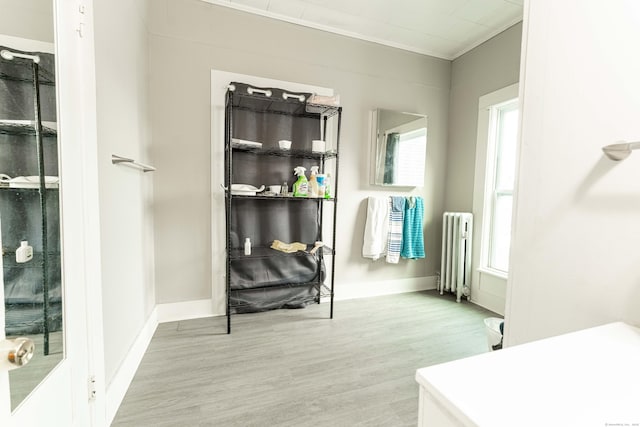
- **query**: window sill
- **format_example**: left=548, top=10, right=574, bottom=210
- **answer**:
left=477, top=267, right=508, bottom=280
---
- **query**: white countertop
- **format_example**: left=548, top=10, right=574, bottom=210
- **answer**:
left=415, top=322, right=640, bottom=427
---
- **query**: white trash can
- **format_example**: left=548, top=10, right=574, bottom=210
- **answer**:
left=484, top=317, right=504, bottom=351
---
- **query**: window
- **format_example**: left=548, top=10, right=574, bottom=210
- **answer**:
left=484, top=99, right=519, bottom=273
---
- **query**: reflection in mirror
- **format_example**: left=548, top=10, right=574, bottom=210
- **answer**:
left=373, top=109, right=427, bottom=187
left=0, top=0, right=64, bottom=411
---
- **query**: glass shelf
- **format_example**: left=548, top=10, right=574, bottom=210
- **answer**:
left=231, top=102, right=341, bottom=118
left=0, top=119, right=57, bottom=136
left=228, top=194, right=335, bottom=202
left=228, top=245, right=334, bottom=260
left=230, top=143, right=338, bottom=160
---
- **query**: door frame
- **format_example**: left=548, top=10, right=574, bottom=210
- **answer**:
left=54, top=0, right=106, bottom=424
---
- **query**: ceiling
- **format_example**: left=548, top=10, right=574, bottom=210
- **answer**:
left=201, top=0, right=523, bottom=60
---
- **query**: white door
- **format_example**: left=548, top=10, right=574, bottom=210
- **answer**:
left=0, top=0, right=101, bottom=425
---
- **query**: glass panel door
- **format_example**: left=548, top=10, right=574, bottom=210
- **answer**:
left=0, top=1, right=64, bottom=410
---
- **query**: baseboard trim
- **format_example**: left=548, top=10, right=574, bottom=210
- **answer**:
left=468, top=296, right=505, bottom=316
left=334, top=276, right=436, bottom=301
left=156, top=299, right=217, bottom=323
left=469, top=272, right=506, bottom=316
left=105, top=307, right=158, bottom=425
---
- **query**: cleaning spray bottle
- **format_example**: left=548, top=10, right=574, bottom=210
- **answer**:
left=292, top=166, right=309, bottom=197
left=308, top=166, right=319, bottom=197
left=324, top=173, right=332, bottom=199
left=316, top=173, right=326, bottom=198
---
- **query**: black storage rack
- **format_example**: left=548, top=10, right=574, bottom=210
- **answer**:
left=223, top=82, right=341, bottom=333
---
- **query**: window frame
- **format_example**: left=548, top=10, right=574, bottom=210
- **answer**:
left=472, top=83, right=520, bottom=280
left=485, top=100, right=518, bottom=274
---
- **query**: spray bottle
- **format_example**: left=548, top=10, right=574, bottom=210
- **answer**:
left=316, top=173, right=326, bottom=198
left=292, top=166, right=308, bottom=197
left=324, top=173, right=332, bottom=199
left=308, top=166, right=319, bottom=197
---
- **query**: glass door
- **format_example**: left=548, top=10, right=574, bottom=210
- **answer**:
left=1, top=1, right=93, bottom=425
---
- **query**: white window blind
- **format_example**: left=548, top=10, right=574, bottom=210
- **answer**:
left=486, top=100, right=518, bottom=273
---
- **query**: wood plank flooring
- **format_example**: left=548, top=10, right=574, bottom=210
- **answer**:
left=112, top=290, right=498, bottom=426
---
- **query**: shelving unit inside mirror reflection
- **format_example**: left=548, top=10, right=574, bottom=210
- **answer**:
left=0, top=48, right=61, bottom=355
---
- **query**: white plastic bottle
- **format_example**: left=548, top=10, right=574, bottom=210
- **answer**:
left=16, top=240, right=33, bottom=263
left=244, top=238, right=251, bottom=255
left=308, top=166, right=319, bottom=197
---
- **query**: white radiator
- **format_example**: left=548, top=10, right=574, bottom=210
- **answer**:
left=439, top=212, right=473, bottom=302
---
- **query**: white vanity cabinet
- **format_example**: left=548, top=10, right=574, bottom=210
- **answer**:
left=415, top=322, right=640, bottom=427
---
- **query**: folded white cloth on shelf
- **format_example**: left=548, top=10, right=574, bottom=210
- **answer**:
left=362, top=196, right=389, bottom=260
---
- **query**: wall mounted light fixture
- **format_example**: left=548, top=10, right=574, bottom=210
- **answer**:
left=602, top=141, right=640, bottom=161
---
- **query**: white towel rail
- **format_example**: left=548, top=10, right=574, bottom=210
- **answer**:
left=111, top=154, right=156, bottom=172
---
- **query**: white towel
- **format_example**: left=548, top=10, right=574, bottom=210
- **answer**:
left=362, top=197, right=389, bottom=260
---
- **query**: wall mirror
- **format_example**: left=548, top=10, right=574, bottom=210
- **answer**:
left=372, top=108, right=427, bottom=187
left=0, top=0, right=64, bottom=411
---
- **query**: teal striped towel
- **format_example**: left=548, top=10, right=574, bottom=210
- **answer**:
left=401, top=196, right=425, bottom=259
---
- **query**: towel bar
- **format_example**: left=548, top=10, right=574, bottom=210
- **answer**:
left=111, top=154, right=156, bottom=172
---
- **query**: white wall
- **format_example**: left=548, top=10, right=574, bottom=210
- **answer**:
left=0, top=0, right=53, bottom=44
left=505, top=0, right=640, bottom=346
left=149, top=0, right=451, bottom=308
left=445, top=23, right=521, bottom=314
left=93, top=0, right=156, bottom=385
left=445, top=23, right=522, bottom=213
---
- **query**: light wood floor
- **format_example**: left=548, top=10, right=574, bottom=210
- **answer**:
left=113, top=290, right=497, bottom=427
